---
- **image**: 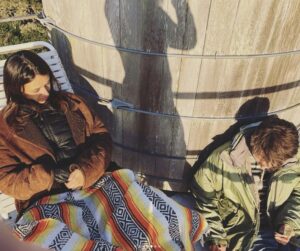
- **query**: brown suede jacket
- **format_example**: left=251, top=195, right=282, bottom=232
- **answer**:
left=0, top=92, right=112, bottom=214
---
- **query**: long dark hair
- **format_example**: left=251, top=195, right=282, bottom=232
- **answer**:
left=3, top=50, right=60, bottom=105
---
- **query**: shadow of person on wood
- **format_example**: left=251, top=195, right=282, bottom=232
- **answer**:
left=192, top=96, right=270, bottom=175
left=105, top=0, right=197, bottom=191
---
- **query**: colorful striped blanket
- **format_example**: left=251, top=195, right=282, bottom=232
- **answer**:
left=14, top=169, right=208, bottom=250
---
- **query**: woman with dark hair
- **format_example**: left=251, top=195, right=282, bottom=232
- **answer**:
left=0, top=50, right=207, bottom=250
left=0, top=50, right=112, bottom=214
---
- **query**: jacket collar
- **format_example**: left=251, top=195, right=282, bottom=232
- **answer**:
left=0, top=93, right=86, bottom=155
left=229, top=136, right=255, bottom=170
left=219, top=132, right=255, bottom=170
left=220, top=121, right=262, bottom=169
left=1, top=102, right=54, bottom=155
left=282, top=157, right=298, bottom=168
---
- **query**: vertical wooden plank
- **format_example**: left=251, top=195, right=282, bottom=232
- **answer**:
left=180, top=0, right=212, bottom=172
left=146, top=3, right=169, bottom=181
left=120, top=0, right=144, bottom=174
left=203, top=0, right=240, bottom=54
left=173, top=0, right=212, bottom=182
left=157, top=0, right=193, bottom=189
left=119, top=0, right=159, bottom=176
left=102, top=0, right=124, bottom=167
left=188, top=0, right=240, bottom=165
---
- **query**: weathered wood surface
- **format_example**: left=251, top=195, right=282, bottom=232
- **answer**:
left=43, top=0, right=300, bottom=191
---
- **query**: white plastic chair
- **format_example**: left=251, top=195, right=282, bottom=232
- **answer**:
left=0, top=41, right=73, bottom=226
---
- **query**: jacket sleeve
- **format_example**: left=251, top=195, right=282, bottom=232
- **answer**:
left=273, top=176, right=300, bottom=245
left=71, top=99, right=112, bottom=188
left=0, top=145, right=54, bottom=200
left=191, top=158, right=228, bottom=247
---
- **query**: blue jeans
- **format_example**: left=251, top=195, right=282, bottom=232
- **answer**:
left=250, top=228, right=299, bottom=251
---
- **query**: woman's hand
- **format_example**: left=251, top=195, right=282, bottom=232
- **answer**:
left=65, top=169, right=85, bottom=190
left=53, top=169, right=70, bottom=183
left=274, top=224, right=294, bottom=245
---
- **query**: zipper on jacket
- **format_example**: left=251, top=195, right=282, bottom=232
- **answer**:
left=240, top=167, right=259, bottom=208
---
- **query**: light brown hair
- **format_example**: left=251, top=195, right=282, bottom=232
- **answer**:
left=250, top=116, right=299, bottom=170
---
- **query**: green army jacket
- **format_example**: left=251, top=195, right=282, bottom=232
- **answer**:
left=192, top=130, right=300, bottom=250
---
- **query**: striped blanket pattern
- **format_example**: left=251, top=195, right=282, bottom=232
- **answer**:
left=13, top=169, right=207, bottom=250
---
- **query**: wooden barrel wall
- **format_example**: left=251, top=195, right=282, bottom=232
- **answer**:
left=43, top=0, right=300, bottom=191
